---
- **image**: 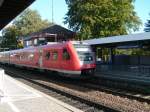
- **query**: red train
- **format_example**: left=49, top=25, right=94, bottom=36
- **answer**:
left=0, top=41, right=96, bottom=77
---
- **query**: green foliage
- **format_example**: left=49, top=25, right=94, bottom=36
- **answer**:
left=1, top=9, right=51, bottom=49
left=17, top=40, right=24, bottom=49
left=13, top=9, right=50, bottom=36
left=144, top=13, right=150, bottom=32
left=115, top=48, right=150, bottom=56
left=115, top=49, right=133, bottom=55
left=65, top=0, right=142, bottom=40
left=1, top=25, right=18, bottom=50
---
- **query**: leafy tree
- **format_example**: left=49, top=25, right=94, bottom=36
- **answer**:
left=13, top=9, right=50, bottom=36
left=144, top=13, right=150, bottom=32
left=1, top=25, right=18, bottom=50
left=64, top=0, right=142, bottom=40
left=1, top=9, right=51, bottom=49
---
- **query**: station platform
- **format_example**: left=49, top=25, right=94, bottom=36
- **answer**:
left=0, top=69, right=83, bottom=112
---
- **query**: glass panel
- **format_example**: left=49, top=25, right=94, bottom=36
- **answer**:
left=45, top=52, right=50, bottom=60
left=74, top=44, right=93, bottom=61
left=34, top=39, right=38, bottom=45
left=38, top=38, right=47, bottom=45
left=52, top=52, right=58, bottom=60
left=77, top=51, right=93, bottom=61
left=63, top=49, right=70, bottom=60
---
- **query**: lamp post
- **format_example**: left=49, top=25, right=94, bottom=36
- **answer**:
left=52, top=0, right=54, bottom=23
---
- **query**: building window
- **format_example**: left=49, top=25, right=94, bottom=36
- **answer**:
left=26, top=40, right=33, bottom=46
left=38, top=38, right=47, bottom=45
left=63, top=49, right=70, bottom=60
left=34, top=39, right=38, bottom=46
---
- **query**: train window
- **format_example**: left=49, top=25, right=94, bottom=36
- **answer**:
left=45, top=52, right=50, bottom=60
left=15, top=54, right=20, bottom=60
left=63, top=49, right=70, bottom=60
left=52, top=51, right=58, bottom=60
left=77, top=51, right=93, bottom=61
left=28, top=53, right=34, bottom=61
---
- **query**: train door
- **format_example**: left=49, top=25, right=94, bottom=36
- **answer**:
left=39, top=48, right=43, bottom=68
left=42, top=49, right=51, bottom=68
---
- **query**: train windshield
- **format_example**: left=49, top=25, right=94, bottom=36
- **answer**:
left=74, top=44, right=93, bottom=61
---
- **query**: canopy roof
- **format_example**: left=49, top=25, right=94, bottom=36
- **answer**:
left=84, top=32, right=150, bottom=47
left=0, top=0, right=35, bottom=30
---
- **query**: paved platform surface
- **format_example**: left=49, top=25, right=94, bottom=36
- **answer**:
left=0, top=70, right=83, bottom=112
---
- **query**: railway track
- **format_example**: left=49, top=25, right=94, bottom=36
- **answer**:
left=2, top=67, right=118, bottom=112
left=1, top=65, right=150, bottom=112
left=74, top=80, right=150, bottom=104
left=94, top=73, right=150, bottom=93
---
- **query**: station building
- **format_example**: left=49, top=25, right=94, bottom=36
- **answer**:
left=21, top=24, right=76, bottom=47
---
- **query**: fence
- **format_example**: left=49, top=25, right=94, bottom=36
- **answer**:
left=96, top=64, right=150, bottom=76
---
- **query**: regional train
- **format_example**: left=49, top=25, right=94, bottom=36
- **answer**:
left=0, top=41, right=96, bottom=77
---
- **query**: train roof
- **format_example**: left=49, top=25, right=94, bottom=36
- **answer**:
left=71, top=41, right=89, bottom=45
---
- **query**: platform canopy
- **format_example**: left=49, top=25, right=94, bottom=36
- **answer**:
left=84, top=32, right=150, bottom=47
left=0, top=0, right=35, bottom=30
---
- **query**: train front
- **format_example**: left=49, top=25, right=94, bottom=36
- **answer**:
left=73, top=42, right=96, bottom=77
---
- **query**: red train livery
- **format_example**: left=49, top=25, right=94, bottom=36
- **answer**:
left=0, top=41, right=96, bottom=77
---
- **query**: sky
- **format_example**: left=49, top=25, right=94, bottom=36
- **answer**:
left=134, top=0, right=150, bottom=33
left=29, top=0, right=150, bottom=33
left=29, top=0, right=68, bottom=27
left=0, top=0, right=150, bottom=35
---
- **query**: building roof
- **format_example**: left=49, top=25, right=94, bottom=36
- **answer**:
left=0, top=0, right=35, bottom=30
left=83, top=32, right=150, bottom=46
left=24, top=24, right=76, bottom=41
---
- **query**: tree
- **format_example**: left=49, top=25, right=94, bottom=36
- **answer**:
left=1, top=9, right=51, bottom=49
left=144, top=13, right=150, bottom=32
left=64, top=0, right=142, bottom=40
left=1, top=25, right=18, bottom=49
left=13, top=9, right=50, bottom=37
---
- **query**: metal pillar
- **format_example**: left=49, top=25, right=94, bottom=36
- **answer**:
left=110, top=47, right=114, bottom=64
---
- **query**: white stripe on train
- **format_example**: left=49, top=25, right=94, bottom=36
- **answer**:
left=7, top=63, right=81, bottom=75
